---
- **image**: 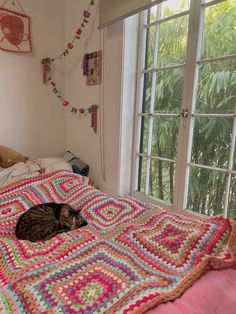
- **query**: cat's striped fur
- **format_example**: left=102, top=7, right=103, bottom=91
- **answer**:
left=15, top=203, right=87, bottom=242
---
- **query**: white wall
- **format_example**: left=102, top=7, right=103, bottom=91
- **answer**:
left=0, top=0, right=128, bottom=193
left=102, top=23, right=124, bottom=193
left=64, top=0, right=102, bottom=187
left=0, top=0, right=66, bottom=159
left=65, top=0, right=124, bottom=192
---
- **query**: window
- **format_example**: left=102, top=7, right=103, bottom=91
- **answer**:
left=132, top=0, right=236, bottom=219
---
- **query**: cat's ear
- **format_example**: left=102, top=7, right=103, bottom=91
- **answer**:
left=77, top=205, right=83, bottom=212
left=61, top=206, right=69, bottom=217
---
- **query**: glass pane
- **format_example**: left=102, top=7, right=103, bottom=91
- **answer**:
left=151, top=117, right=179, bottom=159
left=145, top=26, right=156, bottom=69
left=229, top=175, right=236, bottom=219
left=155, top=68, right=184, bottom=112
left=149, top=159, right=175, bottom=203
left=139, top=116, right=150, bottom=154
left=196, top=59, right=236, bottom=114
left=149, top=5, right=158, bottom=24
left=142, top=72, right=153, bottom=113
left=187, top=167, right=226, bottom=217
left=158, top=15, right=189, bottom=67
left=191, top=117, right=232, bottom=168
left=138, top=157, right=147, bottom=193
left=201, top=0, right=236, bottom=59
left=161, top=0, right=190, bottom=19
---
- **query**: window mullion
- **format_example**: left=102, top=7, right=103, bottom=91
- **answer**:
left=146, top=9, right=190, bottom=27
left=202, top=0, right=225, bottom=8
left=174, top=0, right=204, bottom=211
left=131, top=11, right=148, bottom=194
left=145, top=7, right=161, bottom=195
left=223, top=110, right=236, bottom=217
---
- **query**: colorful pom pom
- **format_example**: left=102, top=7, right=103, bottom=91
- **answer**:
left=63, top=101, right=69, bottom=107
left=83, top=10, right=90, bottom=18
left=67, top=43, right=74, bottom=49
left=76, top=28, right=82, bottom=35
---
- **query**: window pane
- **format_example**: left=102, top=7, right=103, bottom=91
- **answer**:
left=191, top=117, right=232, bottom=168
left=196, top=59, right=236, bottom=114
left=158, top=15, right=189, bottom=67
left=139, top=115, right=150, bottom=154
left=145, top=26, right=156, bottom=69
left=161, top=0, right=190, bottom=19
left=201, top=0, right=236, bottom=59
left=149, top=159, right=175, bottom=203
left=155, top=68, right=184, bottom=112
left=229, top=175, right=236, bottom=219
left=142, top=72, right=153, bottom=113
left=187, top=167, right=226, bottom=217
left=138, top=157, right=147, bottom=193
left=151, top=117, right=179, bottom=159
left=149, top=5, right=158, bottom=24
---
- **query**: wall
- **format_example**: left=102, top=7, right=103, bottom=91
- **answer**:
left=0, top=0, right=66, bottom=159
left=65, top=0, right=124, bottom=192
left=0, top=0, right=128, bottom=193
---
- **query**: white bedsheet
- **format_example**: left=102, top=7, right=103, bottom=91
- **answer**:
left=0, top=158, right=72, bottom=187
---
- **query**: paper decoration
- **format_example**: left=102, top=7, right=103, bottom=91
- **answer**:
left=42, top=58, right=51, bottom=84
left=91, top=104, right=99, bottom=133
left=0, top=7, right=31, bottom=53
left=83, top=50, right=102, bottom=85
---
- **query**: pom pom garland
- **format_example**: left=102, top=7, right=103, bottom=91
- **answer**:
left=41, top=0, right=98, bottom=132
left=49, top=0, right=94, bottom=62
left=47, top=76, right=94, bottom=117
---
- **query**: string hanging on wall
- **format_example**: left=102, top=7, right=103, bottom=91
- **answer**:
left=42, top=0, right=99, bottom=133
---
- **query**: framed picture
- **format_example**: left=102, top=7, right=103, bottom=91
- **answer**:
left=85, top=50, right=102, bottom=86
left=0, top=7, right=32, bottom=53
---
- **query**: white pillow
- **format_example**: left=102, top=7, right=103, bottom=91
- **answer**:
left=35, top=158, right=73, bottom=174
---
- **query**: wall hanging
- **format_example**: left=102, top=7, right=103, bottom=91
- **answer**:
left=42, top=0, right=99, bottom=133
left=0, top=0, right=31, bottom=52
left=83, top=50, right=102, bottom=85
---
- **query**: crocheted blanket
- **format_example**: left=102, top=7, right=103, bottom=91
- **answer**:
left=0, top=171, right=236, bottom=314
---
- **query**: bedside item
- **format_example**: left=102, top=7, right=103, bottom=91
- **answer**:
left=62, top=150, right=89, bottom=176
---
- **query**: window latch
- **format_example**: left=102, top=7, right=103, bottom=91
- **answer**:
left=181, top=109, right=189, bottom=118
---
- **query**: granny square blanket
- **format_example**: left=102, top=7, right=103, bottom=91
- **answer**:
left=0, top=171, right=236, bottom=313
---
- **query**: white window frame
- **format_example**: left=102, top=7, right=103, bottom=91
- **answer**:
left=131, top=0, right=236, bottom=217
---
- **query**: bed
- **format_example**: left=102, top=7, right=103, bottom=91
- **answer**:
left=1, top=166, right=236, bottom=314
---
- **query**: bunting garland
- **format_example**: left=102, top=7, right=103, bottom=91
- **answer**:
left=42, top=0, right=98, bottom=133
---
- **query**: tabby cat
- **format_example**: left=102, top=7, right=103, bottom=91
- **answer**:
left=15, top=203, right=87, bottom=242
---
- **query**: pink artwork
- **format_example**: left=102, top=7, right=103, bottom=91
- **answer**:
left=0, top=7, right=31, bottom=53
